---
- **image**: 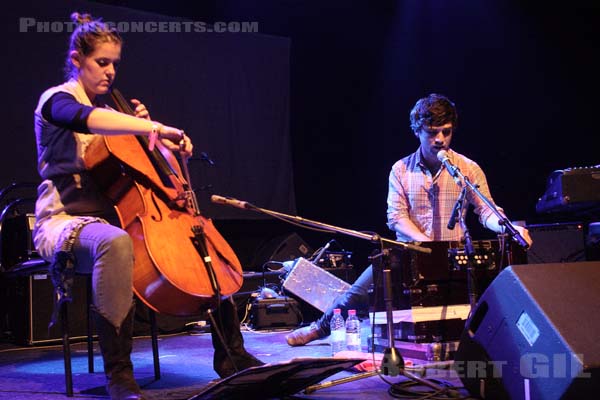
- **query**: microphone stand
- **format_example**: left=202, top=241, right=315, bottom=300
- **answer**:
left=441, top=152, right=529, bottom=308
left=454, top=178, right=478, bottom=308
left=451, top=173, right=528, bottom=250
left=210, top=195, right=431, bottom=254
left=447, top=185, right=467, bottom=231
left=211, top=195, right=464, bottom=397
left=311, top=239, right=333, bottom=265
left=438, top=151, right=528, bottom=249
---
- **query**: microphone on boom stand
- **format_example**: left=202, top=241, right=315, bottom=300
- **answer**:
left=447, top=186, right=467, bottom=230
left=437, top=149, right=462, bottom=185
left=311, top=239, right=334, bottom=266
left=210, top=195, right=460, bottom=397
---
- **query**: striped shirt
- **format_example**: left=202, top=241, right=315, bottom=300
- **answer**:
left=387, top=148, right=502, bottom=242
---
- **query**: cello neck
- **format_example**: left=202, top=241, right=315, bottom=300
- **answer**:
left=110, top=87, right=202, bottom=215
left=179, top=152, right=202, bottom=216
left=109, top=87, right=184, bottom=190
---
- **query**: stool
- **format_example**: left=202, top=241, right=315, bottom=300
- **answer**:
left=0, top=184, right=160, bottom=395
left=5, top=258, right=161, bottom=397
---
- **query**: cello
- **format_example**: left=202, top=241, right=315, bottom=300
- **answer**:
left=84, top=88, right=243, bottom=316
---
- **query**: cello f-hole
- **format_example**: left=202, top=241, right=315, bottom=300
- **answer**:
left=150, top=192, right=164, bottom=222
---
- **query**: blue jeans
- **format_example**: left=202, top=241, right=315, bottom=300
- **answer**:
left=72, top=223, right=135, bottom=330
left=314, top=264, right=373, bottom=336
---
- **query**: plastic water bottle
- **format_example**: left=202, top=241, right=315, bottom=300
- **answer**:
left=330, top=308, right=345, bottom=355
left=345, top=309, right=361, bottom=352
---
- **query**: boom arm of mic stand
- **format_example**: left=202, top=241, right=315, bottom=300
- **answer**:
left=235, top=201, right=432, bottom=254
left=220, top=197, right=460, bottom=395
left=451, top=170, right=529, bottom=249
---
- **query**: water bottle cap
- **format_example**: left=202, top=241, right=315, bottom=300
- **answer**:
left=333, top=308, right=341, bottom=314
left=348, top=309, right=356, bottom=315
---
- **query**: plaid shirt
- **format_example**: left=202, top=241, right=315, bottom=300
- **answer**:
left=387, top=148, right=502, bottom=242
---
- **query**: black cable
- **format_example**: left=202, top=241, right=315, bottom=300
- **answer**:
left=388, top=378, right=468, bottom=399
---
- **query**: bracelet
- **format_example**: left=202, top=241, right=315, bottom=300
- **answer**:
left=148, top=123, right=159, bottom=151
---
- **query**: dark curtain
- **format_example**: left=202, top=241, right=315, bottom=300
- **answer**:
left=2, top=0, right=294, bottom=220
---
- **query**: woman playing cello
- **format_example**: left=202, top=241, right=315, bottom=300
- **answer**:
left=32, top=12, right=262, bottom=400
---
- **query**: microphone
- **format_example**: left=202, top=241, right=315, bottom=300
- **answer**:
left=210, top=195, right=252, bottom=210
left=447, top=198, right=461, bottom=230
left=437, top=150, right=461, bottom=185
left=447, top=186, right=467, bottom=230
left=312, top=239, right=334, bottom=265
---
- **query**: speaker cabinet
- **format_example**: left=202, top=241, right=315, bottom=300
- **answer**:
left=0, top=213, right=38, bottom=271
left=249, top=232, right=313, bottom=271
left=526, top=223, right=586, bottom=263
left=1, top=272, right=90, bottom=345
left=454, top=262, right=600, bottom=399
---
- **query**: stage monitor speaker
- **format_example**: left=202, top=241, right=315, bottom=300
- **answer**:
left=1, top=271, right=89, bottom=345
left=526, top=222, right=586, bottom=263
left=454, top=262, right=600, bottom=400
left=250, top=232, right=313, bottom=271
left=0, top=213, right=38, bottom=271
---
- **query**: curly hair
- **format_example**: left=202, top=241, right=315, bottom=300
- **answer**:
left=64, top=12, right=123, bottom=79
left=409, top=93, right=458, bottom=133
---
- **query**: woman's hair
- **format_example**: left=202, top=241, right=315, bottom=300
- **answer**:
left=64, top=12, right=122, bottom=79
left=409, top=93, right=458, bottom=133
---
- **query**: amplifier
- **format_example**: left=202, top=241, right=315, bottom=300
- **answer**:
left=1, top=213, right=38, bottom=271
left=536, top=166, right=600, bottom=214
left=526, top=222, right=586, bottom=263
left=249, top=297, right=301, bottom=330
left=0, top=271, right=90, bottom=345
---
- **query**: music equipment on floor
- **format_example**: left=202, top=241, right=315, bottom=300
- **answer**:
left=282, top=257, right=351, bottom=313
left=454, top=261, right=600, bottom=400
left=371, top=304, right=471, bottom=345
left=367, top=239, right=527, bottom=351
left=235, top=270, right=285, bottom=298
left=371, top=239, right=527, bottom=310
left=0, top=213, right=38, bottom=272
left=248, top=296, right=301, bottom=330
left=0, top=262, right=90, bottom=345
left=536, top=165, right=600, bottom=214
left=525, top=222, right=586, bottom=263
left=313, top=249, right=353, bottom=269
left=249, top=232, right=313, bottom=271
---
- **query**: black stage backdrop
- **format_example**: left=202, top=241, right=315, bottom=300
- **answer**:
left=2, top=0, right=294, bottom=220
left=2, top=1, right=600, bottom=269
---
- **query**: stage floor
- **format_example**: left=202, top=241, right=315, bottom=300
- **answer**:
left=0, top=326, right=472, bottom=399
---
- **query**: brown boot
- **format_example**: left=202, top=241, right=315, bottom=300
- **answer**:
left=211, top=298, right=264, bottom=379
left=285, top=322, right=325, bottom=346
left=93, top=302, right=146, bottom=400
